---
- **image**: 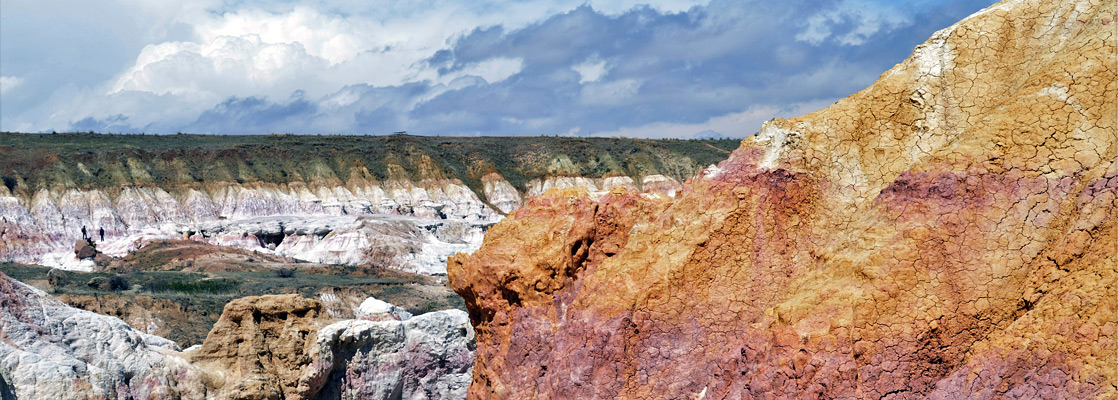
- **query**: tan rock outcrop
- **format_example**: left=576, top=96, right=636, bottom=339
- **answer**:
left=56, top=293, right=220, bottom=347
left=186, top=295, right=328, bottom=400
left=1, top=273, right=479, bottom=400
left=450, top=0, right=1117, bottom=398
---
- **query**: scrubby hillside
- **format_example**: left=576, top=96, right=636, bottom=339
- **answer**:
left=0, top=133, right=736, bottom=269
left=0, top=133, right=737, bottom=200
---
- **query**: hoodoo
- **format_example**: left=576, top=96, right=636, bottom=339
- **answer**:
left=450, top=0, right=1117, bottom=398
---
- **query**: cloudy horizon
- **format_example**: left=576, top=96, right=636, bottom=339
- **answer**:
left=1, top=0, right=996, bottom=138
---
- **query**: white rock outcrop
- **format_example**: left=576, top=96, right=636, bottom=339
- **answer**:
left=0, top=273, right=208, bottom=400
left=181, top=214, right=488, bottom=275
left=0, top=179, right=495, bottom=262
left=355, top=296, right=413, bottom=321
left=0, top=273, right=477, bottom=400
left=1, top=173, right=684, bottom=272
left=299, top=309, right=476, bottom=400
left=482, top=173, right=522, bottom=214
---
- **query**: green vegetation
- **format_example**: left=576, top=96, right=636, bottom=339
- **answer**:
left=0, top=132, right=741, bottom=202
left=0, top=262, right=453, bottom=306
left=0, top=262, right=465, bottom=346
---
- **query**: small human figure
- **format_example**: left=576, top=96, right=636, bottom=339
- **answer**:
left=99, top=227, right=105, bottom=242
left=81, top=225, right=87, bottom=240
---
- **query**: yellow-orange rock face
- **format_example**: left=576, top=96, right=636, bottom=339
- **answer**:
left=449, top=0, right=1117, bottom=398
left=186, top=294, right=328, bottom=400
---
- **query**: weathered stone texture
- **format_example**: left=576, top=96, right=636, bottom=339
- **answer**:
left=0, top=272, right=209, bottom=400
left=299, top=309, right=476, bottom=400
left=0, top=282, right=478, bottom=400
left=186, top=294, right=329, bottom=400
left=450, top=0, right=1117, bottom=398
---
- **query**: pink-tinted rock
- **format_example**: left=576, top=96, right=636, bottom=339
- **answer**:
left=450, top=0, right=1117, bottom=398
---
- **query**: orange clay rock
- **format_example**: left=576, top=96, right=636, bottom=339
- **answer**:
left=449, top=0, right=1117, bottom=398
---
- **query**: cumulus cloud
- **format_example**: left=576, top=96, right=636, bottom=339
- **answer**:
left=571, top=56, right=610, bottom=83
left=795, top=0, right=912, bottom=46
left=1, top=0, right=998, bottom=136
left=0, top=76, right=23, bottom=95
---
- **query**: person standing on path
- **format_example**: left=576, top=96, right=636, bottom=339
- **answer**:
left=81, top=225, right=87, bottom=240
left=99, top=227, right=104, bottom=242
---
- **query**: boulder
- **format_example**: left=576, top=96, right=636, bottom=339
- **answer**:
left=73, top=239, right=96, bottom=260
left=45, top=268, right=68, bottom=288
left=355, top=296, right=413, bottom=321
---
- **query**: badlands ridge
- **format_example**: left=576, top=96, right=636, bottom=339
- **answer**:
left=0, top=0, right=1115, bottom=398
left=450, top=0, right=1116, bottom=398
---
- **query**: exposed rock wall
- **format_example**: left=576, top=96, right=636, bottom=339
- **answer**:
left=1, top=172, right=684, bottom=272
left=0, top=272, right=209, bottom=400
left=0, top=179, right=497, bottom=264
left=178, top=214, right=486, bottom=275
left=185, top=294, right=328, bottom=400
left=0, top=276, right=478, bottom=400
left=2, top=132, right=729, bottom=270
left=299, top=309, right=476, bottom=400
left=482, top=173, right=522, bottom=214
left=450, top=0, right=1117, bottom=398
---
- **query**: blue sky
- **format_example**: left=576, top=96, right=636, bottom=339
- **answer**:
left=0, top=0, right=996, bottom=137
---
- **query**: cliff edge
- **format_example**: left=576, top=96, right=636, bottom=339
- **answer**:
left=450, top=0, right=1117, bottom=398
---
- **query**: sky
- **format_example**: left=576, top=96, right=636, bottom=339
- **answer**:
left=0, top=0, right=997, bottom=138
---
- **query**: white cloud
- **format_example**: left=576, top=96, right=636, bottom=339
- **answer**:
left=106, top=5, right=533, bottom=104
left=110, top=36, right=328, bottom=99
left=580, top=79, right=641, bottom=106
left=0, top=76, right=23, bottom=94
left=449, top=57, right=525, bottom=84
left=572, top=57, right=609, bottom=83
left=796, top=0, right=911, bottom=46
left=109, top=7, right=367, bottom=99
left=194, top=7, right=383, bottom=65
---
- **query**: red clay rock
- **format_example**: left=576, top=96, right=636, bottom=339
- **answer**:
left=449, top=0, right=1117, bottom=398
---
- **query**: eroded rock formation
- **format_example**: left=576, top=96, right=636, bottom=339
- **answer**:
left=0, top=274, right=478, bottom=400
left=185, top=294, right=329, bottom=399
left=55, top=293, right=218, bottom=347
left=0, top=272, right=209, bottom=399
left=450, top=0, right=1117, bottom=398
left=300, top=309, right=476, bottom=399
left=0, top=133, right=706, bottom=272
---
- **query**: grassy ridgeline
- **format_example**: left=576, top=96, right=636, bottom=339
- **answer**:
left=0, top=132, right=741, bottom=199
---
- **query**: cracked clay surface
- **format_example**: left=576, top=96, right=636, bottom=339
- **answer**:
left=449, top=0, right=1118, bottom=398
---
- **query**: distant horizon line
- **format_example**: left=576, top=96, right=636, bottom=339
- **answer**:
left=0, top=131, right=751, bottom=140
